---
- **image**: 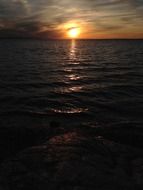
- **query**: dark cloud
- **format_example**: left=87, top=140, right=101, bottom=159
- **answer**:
left=0, top=0, right=29, bottom=19
left=0, top=20, right=64, bottom=39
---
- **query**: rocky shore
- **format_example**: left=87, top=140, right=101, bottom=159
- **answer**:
left=0, top=122, right=143, bottom=190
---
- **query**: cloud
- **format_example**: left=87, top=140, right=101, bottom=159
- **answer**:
left=0, top=0, right=143, bottom=38
left=0, top=0, right=30, bottom=19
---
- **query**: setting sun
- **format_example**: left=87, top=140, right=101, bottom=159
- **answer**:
left=68, top=27, right=80, bottom=39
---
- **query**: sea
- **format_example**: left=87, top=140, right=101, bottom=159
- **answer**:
left=0, top=39, right=143, bottom=128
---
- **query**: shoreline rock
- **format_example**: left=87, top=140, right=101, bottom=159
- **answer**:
left=0, top=124, right=143, bottom=190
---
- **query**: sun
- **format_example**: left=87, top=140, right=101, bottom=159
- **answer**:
left=68, top=27, right=80, bottom=39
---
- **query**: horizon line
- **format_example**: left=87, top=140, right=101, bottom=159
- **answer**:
left=0, top=37, right=143, bottom=40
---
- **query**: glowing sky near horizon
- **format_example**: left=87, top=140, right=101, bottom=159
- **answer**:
left=0, top=0, right=143, bottom=39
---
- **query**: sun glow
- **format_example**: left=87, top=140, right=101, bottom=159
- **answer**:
left=68, top=27, right=80, bottom=39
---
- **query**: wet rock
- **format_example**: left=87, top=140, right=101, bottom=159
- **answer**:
left=91, top=122, right=143, bottom=148
left=0, top=130, right=143, bottom=190
left=0, top=123, right=64, bottom=162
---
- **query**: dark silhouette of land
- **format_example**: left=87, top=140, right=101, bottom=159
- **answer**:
left=0, top=122, right=143, bottom=190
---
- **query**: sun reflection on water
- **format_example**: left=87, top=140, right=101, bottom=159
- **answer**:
left=63, top=40, right=83, bottom=92
left=69, top=39, right=79, bottom=65
left=70, top=39, right=76, bottom=60
left=51, top=108, right=88, bottom=114
left=67, top=74, right=81, bottom=81
left=52, top=40, right=88, bottom=115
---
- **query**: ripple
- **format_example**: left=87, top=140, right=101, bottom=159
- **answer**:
left=50, top=108, right=88, bottom=114
left=0, top=39, right=143, bottom=126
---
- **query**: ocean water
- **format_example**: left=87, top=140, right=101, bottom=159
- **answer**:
left=0, top=39, right=143, bottom=128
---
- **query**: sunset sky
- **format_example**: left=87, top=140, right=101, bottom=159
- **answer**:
left=0, top=0, right=143, bottom=39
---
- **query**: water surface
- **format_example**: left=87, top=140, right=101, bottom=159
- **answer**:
left=0, top=39, right=143, bottom=128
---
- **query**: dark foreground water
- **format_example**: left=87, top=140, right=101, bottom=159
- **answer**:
left=0, top=39, right=143, bottom=128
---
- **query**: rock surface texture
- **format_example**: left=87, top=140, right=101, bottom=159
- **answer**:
left=0, top=123, right=143, bottom=190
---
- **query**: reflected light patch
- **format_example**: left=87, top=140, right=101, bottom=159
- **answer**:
left=68, top=86, right=83, bottom=92
left=51, top=108, right=88, bottom=114
left=68, top=74, right=81, bottom=81
left=57, top=86, right=83, bottom=94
